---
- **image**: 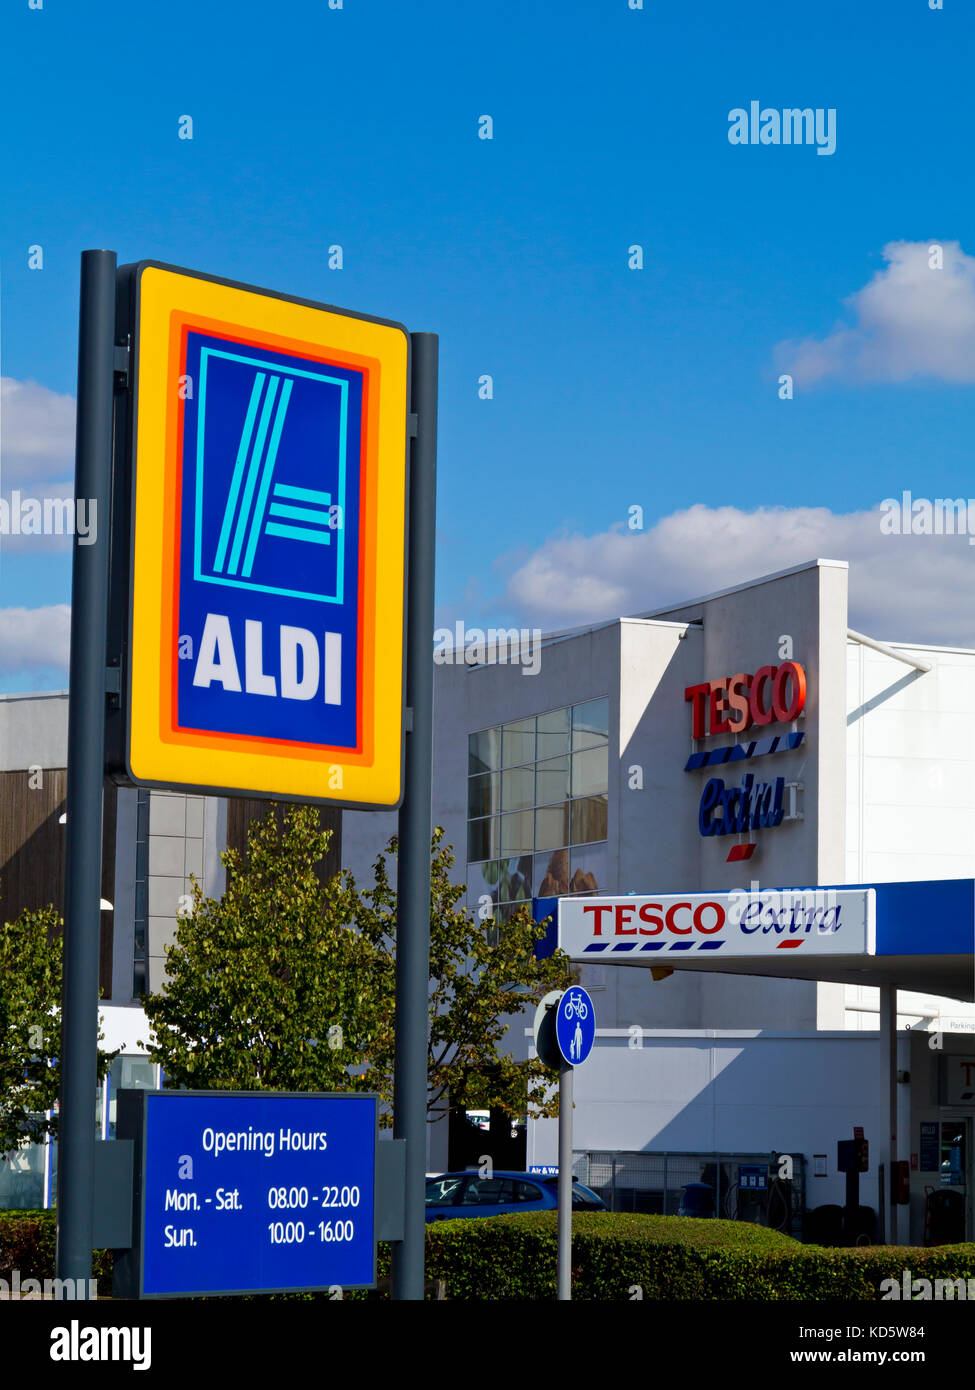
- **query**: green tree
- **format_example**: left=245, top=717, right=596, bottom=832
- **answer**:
left=351, top=827, right=570, bottom=1124
left=143, top=807, right=570, bottom=1125
left=140, top=806, right=391, bottom=1093
left=0, top=904, right=116, bottom=1161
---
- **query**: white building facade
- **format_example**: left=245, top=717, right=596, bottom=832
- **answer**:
left=345, top=556, right=975, bottom=1243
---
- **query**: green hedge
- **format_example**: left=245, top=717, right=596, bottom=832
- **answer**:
left=4, top=1208, right=974, bottom=1301
left=421, top=1211, right=975, bottom=1301
left=0, top=1210, right=112, bottom=1292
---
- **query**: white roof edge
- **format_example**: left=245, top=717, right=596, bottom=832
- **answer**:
left=618, top=617, right=697, bottom=630
left=636, top=558, right=849, bottom=618
left=457, top=559, right=849, bottom=652
left=0, top=689, right=69, bottom=702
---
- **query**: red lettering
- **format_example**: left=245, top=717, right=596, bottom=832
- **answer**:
left=772, top=661, right=806, bottom=723
left=685, top=682, right=710, bottom=739
left=749, top=665, right=776, bottom=726
left=615, top=904, right=637, bottom=935
left=692, top=661, right=808, bottom=736
left=665, top=901, right=693, bottom=934
left=708, top=680, right=732, bottom=736
left=583, top=904, right=613, bottom=936
left=638, top=902, right=664, bottom=935
left=961, top=1061, right=975, bottom=1085
left=725, top=673, right=752, bottom=734
left=693, top=902, right=725, bottom=934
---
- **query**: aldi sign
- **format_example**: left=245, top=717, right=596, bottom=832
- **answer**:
left=559, top=889, right=875, bottom=960
left=111, top=263, right=409, bottom=807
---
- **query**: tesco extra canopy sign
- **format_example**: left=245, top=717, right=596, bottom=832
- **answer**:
left=558, top=889, right=875, bottom=961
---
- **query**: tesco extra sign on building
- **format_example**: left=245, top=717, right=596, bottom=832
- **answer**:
left=558, top=890, right=875, bottom=961
left=683, top=660, right=807, bottom=847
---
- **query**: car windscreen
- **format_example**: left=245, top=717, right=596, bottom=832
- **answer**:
left=425, top=1176, right=466, bottom=1206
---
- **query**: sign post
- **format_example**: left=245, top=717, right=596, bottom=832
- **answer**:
left=533, top=986, right=596, bottom=1301
left=57, top=251, right=433, bottom=1299
left=391, top=333, right=438, bottom=1300
left=57, top=250, right=117, bottom=1292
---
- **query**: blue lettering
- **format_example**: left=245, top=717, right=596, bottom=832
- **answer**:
left=697, top=775, right=787, bottom=837
left=699, top=778, right=722, bottom=836
left=740, top=901, right=763, bottom=933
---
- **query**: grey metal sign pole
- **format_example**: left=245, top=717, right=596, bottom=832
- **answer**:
left=391, top=332, right=438, bottom=1300
left=558, top=1061, right=573, bottom=1300
left=56, top=250, right=117, bottom=1289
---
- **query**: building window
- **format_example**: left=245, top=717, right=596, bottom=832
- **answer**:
left=467, top=698, right=609, bottom=916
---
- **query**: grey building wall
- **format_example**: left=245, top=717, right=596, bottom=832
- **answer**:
left=146, top=791, right=207, bottom=995
left=0, top=690, right=68, bottom=770
left=344, top=559, right=851, bottom=1037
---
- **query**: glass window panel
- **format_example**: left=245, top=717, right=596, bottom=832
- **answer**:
left=572, top=746, right=608, bottom=797
left=569, top=844, right=607, bottom=896
left=495, top=855, right=533, bottom=904
left=469, top=728, right=500, bottom=775
left=535, top=803, right=570, bottom=852
left=107, top=1056, right=158, bottom=1139
left=571, top=795, right=608, bottom=845
left=426, top=1176, right=465, bottom=1206
left=535, top=849, right=570, bottom=898
left=468, top=771, right=499, bottom=819
left=468, top=816, right=499, bottom=863
left=468, top=860, right=501, bottom=911
left=501, top=766, right=534, bottom=813
left=535, top=755, right=570, bottom=806
left=536, top=707, right=570, bottom=760
left=512, top=1180, right=543, bottom=1203
left=572, top=698, right=609, bottom=750
left=500, top=810, right=533, bottom=855
left=501, top=718, right=535, bottom=769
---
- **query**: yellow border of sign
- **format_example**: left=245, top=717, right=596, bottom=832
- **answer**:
left=126, top=263, right=408, bottom=807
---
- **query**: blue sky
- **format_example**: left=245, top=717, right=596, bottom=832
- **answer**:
left=2, top=0, right=974, bottom=686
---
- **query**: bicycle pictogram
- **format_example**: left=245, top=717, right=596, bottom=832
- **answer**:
left=562, top=991, right=589, bottom=1022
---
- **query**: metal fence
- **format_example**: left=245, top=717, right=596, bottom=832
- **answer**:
left=575, top=1149, right=806, bottom=1238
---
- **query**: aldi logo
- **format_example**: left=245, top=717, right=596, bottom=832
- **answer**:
left=193, top=345, right=348, bottom=603
left=176, top=329, right=365, bottom=752
left=117, top=262, right=409, bottom=807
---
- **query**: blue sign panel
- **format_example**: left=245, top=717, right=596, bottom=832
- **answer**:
left=179, top=333, right=362, bottom=749
left=554, top=987, right=595, bottom=1067
left=919, top=1121, right=940, bottom=1173
left=738, top=1163, right=768, bottom=1191
left=138, top=1092, right=376, bottom=1296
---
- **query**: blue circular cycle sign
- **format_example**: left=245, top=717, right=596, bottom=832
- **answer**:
left=554, top=987, right=596, bottom=1067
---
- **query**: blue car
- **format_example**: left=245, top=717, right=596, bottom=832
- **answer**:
left=425, top=1170, right=607, bottom=1222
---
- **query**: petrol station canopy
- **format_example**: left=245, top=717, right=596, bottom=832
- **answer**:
left=534, top=878, right=975, bottom=1002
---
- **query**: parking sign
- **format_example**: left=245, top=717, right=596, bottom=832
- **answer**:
left=112, top=262, right=409, bottom=806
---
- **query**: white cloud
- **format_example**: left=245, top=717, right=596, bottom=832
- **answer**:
left=0, top=605, right=70, bottom=678
left=776, top=240, right=975, bottom=386
left=1, top=377, right=76, bottom=486
left=491, top=502, right=975, bottom=646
